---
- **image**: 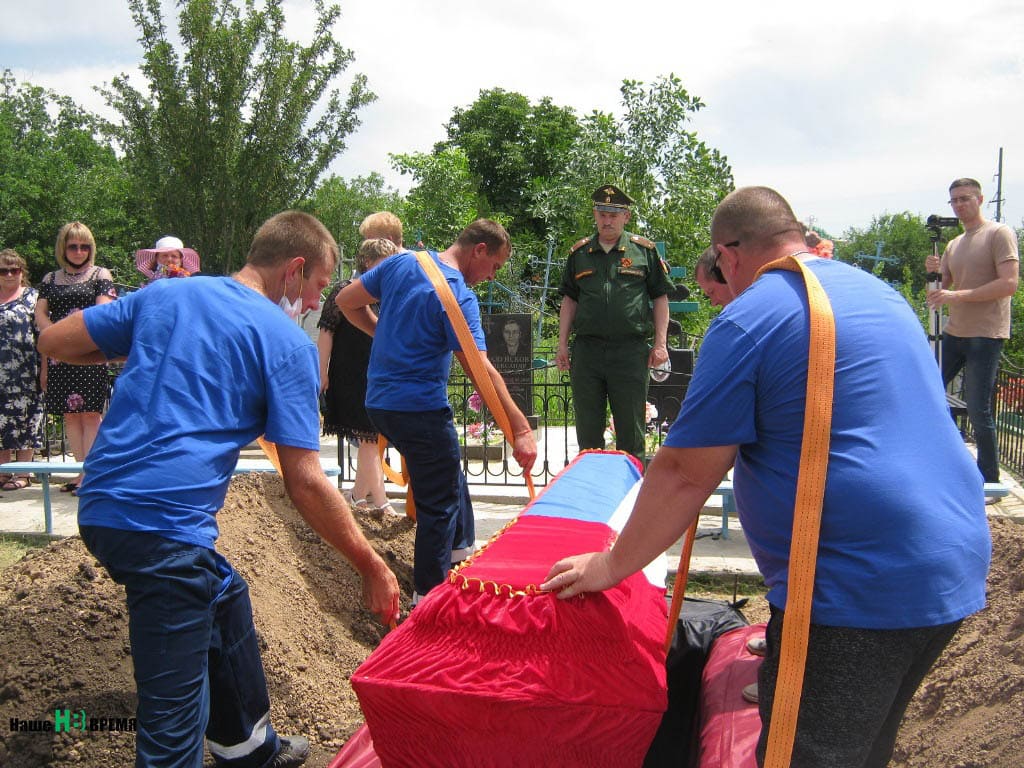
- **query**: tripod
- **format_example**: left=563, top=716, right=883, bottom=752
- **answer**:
left=926, top=231, right=944, bottom=369
left=924, top=215, right=959, bottom=370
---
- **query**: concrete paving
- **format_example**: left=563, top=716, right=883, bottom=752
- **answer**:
left=3, top=440, right=1021, bottom=584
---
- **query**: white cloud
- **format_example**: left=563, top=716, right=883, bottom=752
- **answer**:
left=2, top=0, right=1023, bottom=234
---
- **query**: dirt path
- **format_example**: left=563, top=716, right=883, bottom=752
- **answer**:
left=0, top=474, right=1021, bottom=766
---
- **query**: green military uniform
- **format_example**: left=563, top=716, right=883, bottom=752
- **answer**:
left=559, top=187, right=673, bottom=459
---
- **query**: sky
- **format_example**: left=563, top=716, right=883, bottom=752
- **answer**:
left=4, top=0, right=1024, bottom=241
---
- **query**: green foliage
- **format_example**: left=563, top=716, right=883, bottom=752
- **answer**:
left=0, top=71, right=141, bottom=284
left=438, top=88, right=581, bottom=242
left=389, top=147, right=480, bottom=249
left=532, top=74, right=734, bottom=264
left=102, top=0, right=374, bottom=275
left=834, top=211, right=957, bottom=291
left=300, top=172, right=404, bottom=279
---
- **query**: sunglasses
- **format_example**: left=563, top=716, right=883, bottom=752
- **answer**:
left=0, top=267, right=22, bottom=276
left=710, top=240, right=740, bottom=284
left=66, top=243, right=93, bottom=253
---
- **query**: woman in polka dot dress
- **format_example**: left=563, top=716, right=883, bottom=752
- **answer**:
left=35, top=222, right=117, bottom=492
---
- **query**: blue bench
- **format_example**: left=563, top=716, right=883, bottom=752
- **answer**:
left=714, top=480, right=1009, bottom=539
left=0, top=459, right=341, bottom=535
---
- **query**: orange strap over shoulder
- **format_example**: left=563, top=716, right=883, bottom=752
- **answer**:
left=758, top=254, right=835, bottom=768
left=413, top=251, right=536, bottom=500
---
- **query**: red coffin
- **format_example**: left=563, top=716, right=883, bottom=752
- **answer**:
left=350, top=453, right=668, bottom=767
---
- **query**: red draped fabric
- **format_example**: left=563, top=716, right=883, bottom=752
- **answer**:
left=349, top=452, right=667, bottom=767
left=698, top=624, right=765, bottom=768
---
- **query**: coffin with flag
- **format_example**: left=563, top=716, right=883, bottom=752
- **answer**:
left=349, top=451, right=668, bottom=767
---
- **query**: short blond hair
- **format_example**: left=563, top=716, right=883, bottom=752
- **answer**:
left=55, top=222, right=97, bottom=270
left=358, top=212, right=403, bottom=246
left=356, top=237, right=401, bottom=273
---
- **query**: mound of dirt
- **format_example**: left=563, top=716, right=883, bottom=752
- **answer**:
left=891, top=515, right=1024, bottom=767
left=0, top=475, right=1021, bottom=767
left=0, top=475, right=416, bottom=767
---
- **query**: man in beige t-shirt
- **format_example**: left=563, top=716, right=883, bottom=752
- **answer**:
left=926, top=177, right=1019, bottom=484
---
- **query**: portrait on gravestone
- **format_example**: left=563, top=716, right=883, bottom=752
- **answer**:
left=484, top=314, right=534, bottom=418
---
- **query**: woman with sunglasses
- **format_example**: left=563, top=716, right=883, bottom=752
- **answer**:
left=35, top=222, right=117, bottom=493
left=0, top=249, right=45, bottom=490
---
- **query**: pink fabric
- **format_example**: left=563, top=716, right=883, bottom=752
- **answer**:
left=699, top=624, right=765, bottom=768
left=327, top=724, right=381, bottom=768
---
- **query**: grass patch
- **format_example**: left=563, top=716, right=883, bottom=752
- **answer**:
left=670, top=572, right=767, bottom=601
left=0, top=534, right=50, bottom=569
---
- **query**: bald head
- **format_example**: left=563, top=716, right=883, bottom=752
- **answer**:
left=710, top=187, right=807, bottom=295
left=711, top=186, right=805, bottom=251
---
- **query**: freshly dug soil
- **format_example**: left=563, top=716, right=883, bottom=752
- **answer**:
left=0, top=474, right=1021, bottom=766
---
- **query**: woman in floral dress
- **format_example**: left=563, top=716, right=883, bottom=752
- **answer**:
left=0, top=249, right=44, bottom=490
left=35, top=222, right=117, bottom=492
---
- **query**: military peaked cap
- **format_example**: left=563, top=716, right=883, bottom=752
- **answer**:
left=592, top=184, right=634, bottom=212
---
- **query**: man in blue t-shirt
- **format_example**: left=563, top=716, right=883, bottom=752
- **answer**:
left=337, top=219, right=537, bottom=604
left=543, top=188, right=990, bottom=767
left=39, top=211, right=399, bottom=768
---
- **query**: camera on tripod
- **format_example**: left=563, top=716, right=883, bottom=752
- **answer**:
left=924, top=215, right=960, bottom=282
left=925, top=215, right=960, bottom=241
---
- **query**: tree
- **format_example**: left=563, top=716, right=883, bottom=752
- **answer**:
left=301, top=172, right=404, bottom=280
left=532, top=74, right=733, bottom=262
left=438, top=89, right=581, bottom=241
left=389, top=147, right=480, bottom=250
left=0, top=71, right=140, bottom=284
left=102, top=0, right=374, bottom=275
left=834, top=212, right=955, bottom=291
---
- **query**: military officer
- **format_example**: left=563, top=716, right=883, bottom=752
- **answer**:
left=556, top=184, right=673, bottom=459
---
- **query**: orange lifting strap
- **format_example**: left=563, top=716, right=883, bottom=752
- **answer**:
left=413, top=251, right=536, bottom=501
left=371, top=251, right=541, bottom=518
left=664, top=253, right=835, bottom=768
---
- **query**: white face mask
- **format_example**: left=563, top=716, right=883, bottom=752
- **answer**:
left=278, top=293, right=303, bottom=322
left=278, top=272, right=305, bottom=322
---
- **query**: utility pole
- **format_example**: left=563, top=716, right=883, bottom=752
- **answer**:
left=993, top=147, right=1005, bottom=222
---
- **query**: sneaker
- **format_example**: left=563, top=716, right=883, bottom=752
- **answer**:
left=269, top=736, right=309, bottom=768
left=746, top=636, right=767, bottom=657
left=985, top=495, right=1001, bottom=505
left=741, top=682, right=759, bottom=704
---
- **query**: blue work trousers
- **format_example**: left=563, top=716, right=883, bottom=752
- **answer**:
left=941, top=334, right=1003, bottom=482
left=80, top=526, right=280, bottom=768
left=367, top=407, right=474, bottom=597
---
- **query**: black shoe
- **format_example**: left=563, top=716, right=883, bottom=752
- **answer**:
left=269, top=736, right=310, bottom=768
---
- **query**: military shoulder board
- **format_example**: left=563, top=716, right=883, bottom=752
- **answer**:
left=569, top=237, right=591, bottom=254
left=630, top=234, right=656, bottom=250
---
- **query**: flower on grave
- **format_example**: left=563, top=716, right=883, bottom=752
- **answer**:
left=467, top=391, right=484, bottom=413
left=66, top=392, right=85, bottom=411
left=998, top=379, right=1024, bottom=413
left=466, top=420, right=503, bottom=445
left=605, top=402, right=663, bottom=452
left=646, top=401, right=658, bottom=424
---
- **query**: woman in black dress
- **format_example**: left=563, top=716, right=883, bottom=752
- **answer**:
left=35, top=222, right=117, bottom=492
left=318, top=237, right=401, bottom=513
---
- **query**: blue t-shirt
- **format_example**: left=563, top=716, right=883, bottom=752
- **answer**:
left=359, top=251, right=485, bottom=411
left=78, top=276, right=321, bottom=549
left=665, top=258, right=990, bottom=629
